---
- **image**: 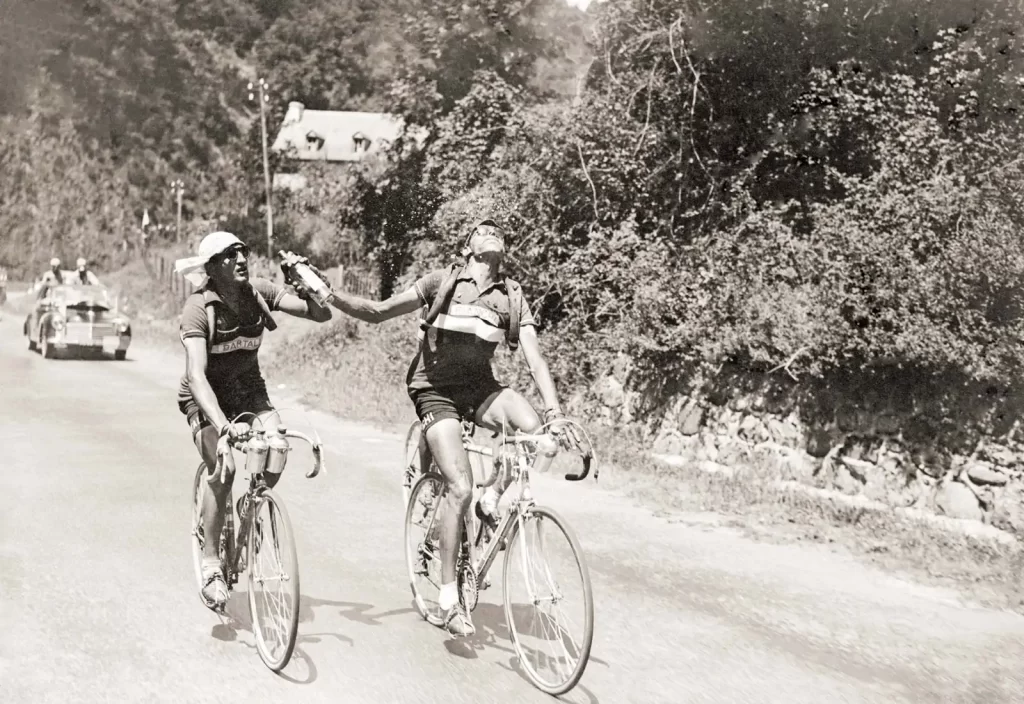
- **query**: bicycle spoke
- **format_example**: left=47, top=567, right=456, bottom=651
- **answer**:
left=504, top=507, right=594, bottom=695
left=247, top=492, right=301, bottom=671
left=524, top=526, right=578, bottom=680
left=253, top=511, right=291, bottom=651
left=406, top=473, right=446, bottom=623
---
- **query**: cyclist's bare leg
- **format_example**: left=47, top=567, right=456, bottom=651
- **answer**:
left=416, top=432, right=433, bottom=474
left=423, top=418, right=472, bottom=584
left=476, top=388, right=558, bottom=509
left=196, top=425, right=233, bottom=562
left=423, top=416, right=475, bottom=634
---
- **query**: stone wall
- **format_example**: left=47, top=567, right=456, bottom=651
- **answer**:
left=586, top=359, right=1024, bottom=536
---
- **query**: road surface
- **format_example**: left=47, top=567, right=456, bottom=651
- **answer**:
left=1, top=309, right=1023, bottom=703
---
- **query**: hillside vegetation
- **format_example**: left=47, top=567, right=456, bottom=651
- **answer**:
left=4, top=0, right=1024, bottom=422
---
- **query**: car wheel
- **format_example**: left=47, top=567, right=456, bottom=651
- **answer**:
left=114, top=350, right=126, bottom=361
left=41, top=337, right=56, bottom=359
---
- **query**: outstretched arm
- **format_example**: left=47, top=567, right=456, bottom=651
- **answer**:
left=276, top=290, right=333, bottom=322
left=327, top=286, right=422, bottom=324
left=517, top=326, right=563, bottom=416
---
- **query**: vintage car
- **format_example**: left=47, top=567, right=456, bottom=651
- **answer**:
left=23, top=283, right=131, bottom=360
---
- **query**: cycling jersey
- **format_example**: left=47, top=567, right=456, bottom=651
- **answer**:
left=406, top=268, right=536, bottom=391
left=177, top=278, right=287, bottom=411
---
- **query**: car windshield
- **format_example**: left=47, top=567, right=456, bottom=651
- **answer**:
left=50, top=285, right=112, bottom=310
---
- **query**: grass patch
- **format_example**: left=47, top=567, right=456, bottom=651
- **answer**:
left=592, top=423, right=1024, bottom=612
left=262, top=315, right=419, bottom=429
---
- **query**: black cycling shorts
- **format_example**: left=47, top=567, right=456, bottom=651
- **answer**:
left=178, top=391, right=275, bottom=439
left=410, top=381, right=506, bottom=432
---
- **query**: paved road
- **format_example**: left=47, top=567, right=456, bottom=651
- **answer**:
left=1, top=308, right=1023, bottom=704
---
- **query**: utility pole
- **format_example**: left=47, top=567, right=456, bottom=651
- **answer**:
left=170, top=179, right=185, bottom=244
left=248, top=78, right=274, bottom=259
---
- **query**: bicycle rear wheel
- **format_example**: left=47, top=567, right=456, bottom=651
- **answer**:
left=503, top=506, right=594, bottom=695
left=404, top=471, right=445, bottom=625
left=402, top=420, right=425, bottom=509
left=247, top=489, right=301, bottom=672
left=190, top=463, right=211, bottom=598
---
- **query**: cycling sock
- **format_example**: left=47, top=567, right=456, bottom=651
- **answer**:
left=439, top=582, right=458, bottom=611
left=202, top=557, right=221, bottom=575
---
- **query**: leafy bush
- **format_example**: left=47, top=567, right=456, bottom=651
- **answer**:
left=381, top=0, right=1024, bottom=398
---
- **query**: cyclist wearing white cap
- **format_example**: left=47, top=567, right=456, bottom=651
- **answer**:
left=174, top=231, right=332, bottom=609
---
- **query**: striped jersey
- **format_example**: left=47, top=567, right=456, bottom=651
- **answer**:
left=406, top=268, right=536, bottom=390
left=177, top=278, right=287, bottom=408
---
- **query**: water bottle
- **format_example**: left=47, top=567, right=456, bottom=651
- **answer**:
left=244, top=433, right=269, bottom=475
left=266, top=426, right=290, bottom=474
left=280, top=251, right=332, bottom=307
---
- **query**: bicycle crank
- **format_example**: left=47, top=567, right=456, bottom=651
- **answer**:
left=458, top=562, right=480, bottom=612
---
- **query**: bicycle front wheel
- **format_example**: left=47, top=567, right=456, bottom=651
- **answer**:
left=247, top=489, right=301, bottom=672
left=502, top=506, right=594, bottom=695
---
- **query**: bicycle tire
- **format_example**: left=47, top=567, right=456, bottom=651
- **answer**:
left=502, top=505, right=595, bottom=696
left=402, top=420, right=425, bottom=509
left=247, top=489, right=301, bottom=672
left=190, top=462, right=210, bottom=600
left=404, top=471, right=446, bottom=625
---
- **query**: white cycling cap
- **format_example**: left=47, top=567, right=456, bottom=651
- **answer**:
left=174, top=231, right=247, bottom=287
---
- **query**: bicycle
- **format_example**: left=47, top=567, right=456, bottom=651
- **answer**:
left=190, top=412, right=325, bottom=672
left=403, top=418, right=597, bottom=695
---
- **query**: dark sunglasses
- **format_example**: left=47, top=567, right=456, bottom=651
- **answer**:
left=219, top=244, right=250, bottom=259
left=463, top=224, right=508, bottom=250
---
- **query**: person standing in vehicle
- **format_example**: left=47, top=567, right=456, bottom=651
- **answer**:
left=75, top=258, right=100, bottom=285
left=41, top=258, right=63, bottom=287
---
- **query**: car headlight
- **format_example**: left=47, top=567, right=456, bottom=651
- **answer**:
left=51, top=318, right=65, bottom=331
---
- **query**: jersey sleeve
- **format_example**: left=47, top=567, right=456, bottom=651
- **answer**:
left=251, top=277, right=289, bottom=310
left=413, top=269, right=447, bottom=307
left=179, top=293, right=208, bottom=343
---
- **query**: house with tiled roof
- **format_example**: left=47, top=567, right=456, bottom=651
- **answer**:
left=271, top=102, right=418, bottom=191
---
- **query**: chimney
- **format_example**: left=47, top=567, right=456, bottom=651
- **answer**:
left=284, top=101, right=305, bottom=126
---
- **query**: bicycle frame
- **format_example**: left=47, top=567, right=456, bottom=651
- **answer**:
left=214, top=426, right=325, bottom=581
left=462, top=431, right=551, bottom=588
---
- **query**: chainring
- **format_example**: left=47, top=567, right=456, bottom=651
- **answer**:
left=458, top=560, right=479, bottom=613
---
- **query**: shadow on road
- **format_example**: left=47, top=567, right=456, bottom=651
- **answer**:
left=207, top=593, right=370, bottom=685
left=210, top=595, right=254, bottom=643
left=278, top=631, right=360, bottom=686
left=442, top=602, right=606, bottom=703
left=298, top=596, right=416, bottom=627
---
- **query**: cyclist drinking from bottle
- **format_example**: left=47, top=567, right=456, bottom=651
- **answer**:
left=322, top=218, right=583, bottom=637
